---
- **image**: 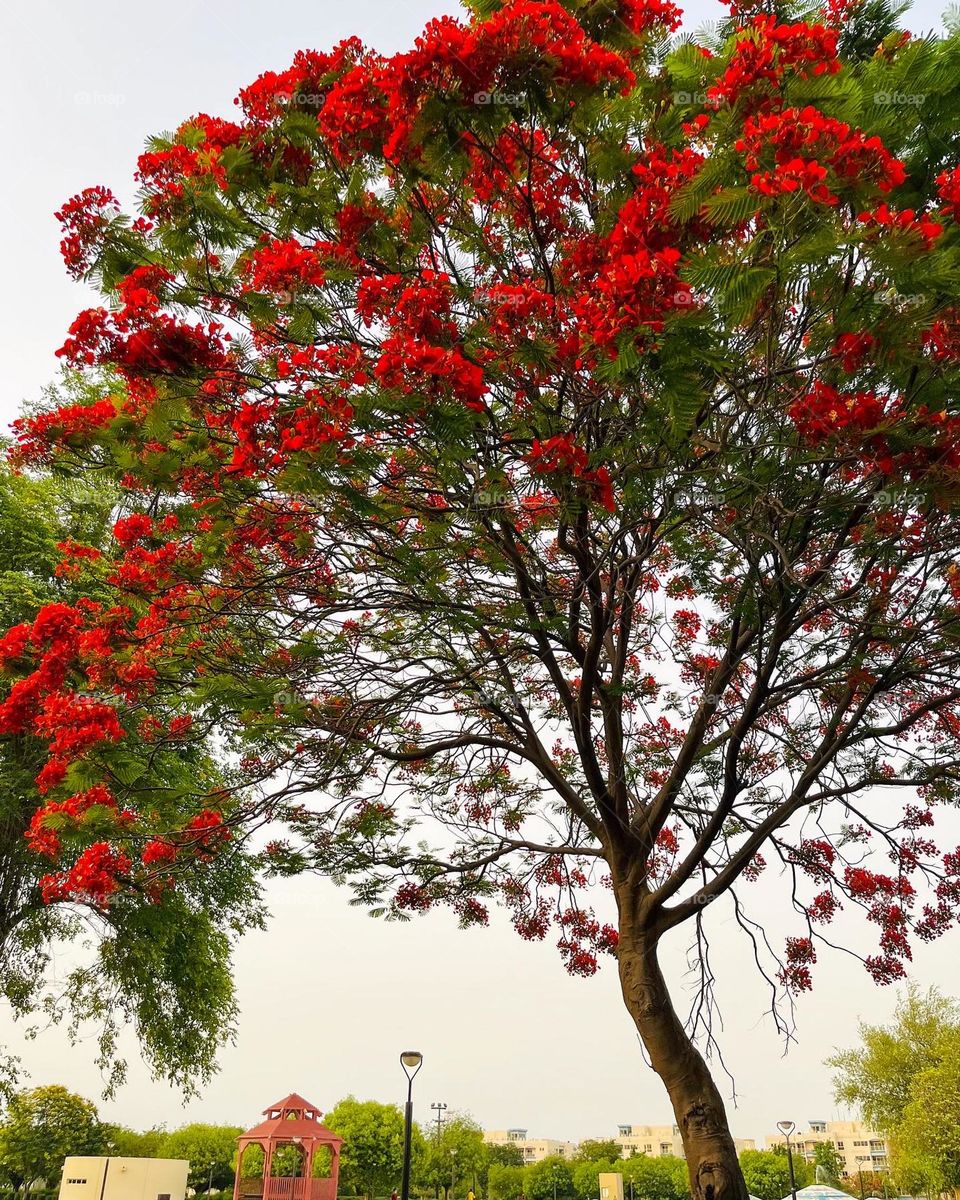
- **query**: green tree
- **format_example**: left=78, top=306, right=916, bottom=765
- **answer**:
left=487, top=1146, right=525, bottom=1170
left=0, top=1085, right=105, bottom=1189
left=325, top=1097, right=422, bottom=1200
left=103, top=1124, right=166, bottom=1158
left=488, top=1165, right=526, bottom=1200
left=738, top=1151, right=810, bottom=1200
left=424, top=1115, right=486, bottom=1200
left=0, top=455, right=264, bottom=1096
left=811, top=1144, right=843, bottom=1187
left=827, top=986, right=960, bottom=1134
left=526, top=1158, right=574, bottom=1200
left=158, top=1124, right=242, bottom=1193
left=572, top=1159, right=616, bottom=1200
left=894, top=1028, right=960, bottom=1195
left=622, top=1155, right=689, bottom=1200
left=575, top=1144, right=622, bottom=1166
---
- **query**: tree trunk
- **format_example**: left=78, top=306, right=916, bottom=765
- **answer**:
left=617, top=918, right=747, bottom=1200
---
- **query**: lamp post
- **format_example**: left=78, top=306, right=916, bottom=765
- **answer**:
left=431, top=1104, right=447, bottom=1200
left=856, top=1157, right=867, bottom=1200
left=400, top=1051, right=424, bottom=1200
left=777, top=1121, right=798, bottom=1200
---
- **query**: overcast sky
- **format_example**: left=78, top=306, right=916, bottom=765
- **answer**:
left=1, top=0, right=959, bottom=1149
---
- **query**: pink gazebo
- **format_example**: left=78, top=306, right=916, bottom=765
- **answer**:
left=234, top=1094, right=343, bottom=1200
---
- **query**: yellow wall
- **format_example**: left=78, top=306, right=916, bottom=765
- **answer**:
left=59, top=1157, right=189, bottom=1200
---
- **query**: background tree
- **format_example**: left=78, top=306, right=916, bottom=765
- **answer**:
left=891, top=1027, right=960, bottom=1195
left=738, top=1150, right=811, bottom=1200
left=486, top=1146, right=525, bottom=1170
left=102, top=1123, right=166, bottom=1158
left=9, top=3, right=960, bottom=1199
left=621, top=1155, right=690, bottom=1200
left=487, top=1165, right=525, bottom=1200
left=0, top=1085, right=104, bottom=1190
left=0, top=453, right=263, bottom=1095
left=828, top=986, right=960, bottom=1133
left=811, top=1143, right=844, bottom=1186
left=572, top=1159, right=616, bottom=1200
left=574, top=1144, right=622, bottom=1166
left=424, top=1115, right=486, bottom=1200
left=525, top=1158, right=574, bottom=1200
left=158, top=1125, right=242, bottom=1193
left=325, top=1098, right=421, bottom=1199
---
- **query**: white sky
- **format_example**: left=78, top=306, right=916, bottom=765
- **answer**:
left=1, top=0, right=959, bottom=1149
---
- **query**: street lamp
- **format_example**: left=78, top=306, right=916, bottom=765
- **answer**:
left=856, top=1157, right=868, bottom=1200
left=400, top=1052, right=424, bottom=1200
left=777, top=1122, right=798, bottom=1200
left=431, top=1105, right=447, bottom=1200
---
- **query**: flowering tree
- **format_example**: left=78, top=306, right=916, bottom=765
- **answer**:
left=0, top=453, right=262, bottom=1094
left=5, top=0, right=960, bottom=1192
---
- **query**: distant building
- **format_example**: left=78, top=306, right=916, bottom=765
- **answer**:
left=614, top=1125, right=756, bottom=1159
left=484, top=1130, right=577, bottom=1164
left=483, top=1126, right=756, bottom=1165
left=58, top=1158, right=189, bottom=1200
left=764, top=1120, right=890, bottom=1177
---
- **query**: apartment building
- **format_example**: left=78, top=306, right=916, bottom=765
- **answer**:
left=765, top=1120, right=890, bottom=1177
left=615, top=1126, right=757, bottom=1159
left=484, top=1130, right=577, bottom=1164
left=483, top=1126, right=756, bottom=1165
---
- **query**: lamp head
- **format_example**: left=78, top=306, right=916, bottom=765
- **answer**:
left=777, top=1121, right=796, bottom=1137
left=400, top=1050, right=424, bottom=1080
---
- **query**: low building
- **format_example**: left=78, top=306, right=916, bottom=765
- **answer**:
left=484, top=1130, right=577, bottom=1164
left=58, top=1158, right=189, bottom=1200
left=614, top=1125, right=756, bottom=1159
left=764, top=1120, right=890, bottom=1177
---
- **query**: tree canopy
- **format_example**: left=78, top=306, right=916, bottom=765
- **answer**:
left=738, top=1150, right=811, bottom=1200
left=157, top=1124, right=242, bottom=1193
left=829, top=986, right=960, bottom=1193
left=0, top=1085, right=104, bottom=1189
left=325, top=1097, right=424, bottom=1199
left=0, top=457, right=263, bottom=1095
left=6, top=0, right=960, bottom=1195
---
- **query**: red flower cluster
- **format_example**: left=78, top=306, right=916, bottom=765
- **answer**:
left=55, top=186, right=119, bottom=278
left=737, top=107, right=906, bottom=205
left=40, top=841, right=132, bottom=907
left=857, top=203, right=943, bottom=249
left=245, top=238, right=327, bottom=294
left=142, top=839, right=178, bottom=866
left=11, top=398, right=117, bottom=465
left=564, top=145, right=701, bottom=356
left=708, top=16, right=840, bottom=108
left=375, top=338, right=486, bottom=411
left=26, top=784, right=124, bottom=859
left=834, top=331, right=877, bottom=372
left=789, top=381, right=888, bottom=441
left=526, top=434, right=615, bottom=512
left=936, top=165, right=960, bottom=222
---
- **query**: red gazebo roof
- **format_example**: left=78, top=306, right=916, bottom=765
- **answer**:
left=239, top=1094, right=343, bottom=1145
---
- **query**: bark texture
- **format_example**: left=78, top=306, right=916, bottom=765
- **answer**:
left=617, top=915, right=748, bottom=1200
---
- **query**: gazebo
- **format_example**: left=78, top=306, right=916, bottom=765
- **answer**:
left=234, top=1094, right=343, bottom=1200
